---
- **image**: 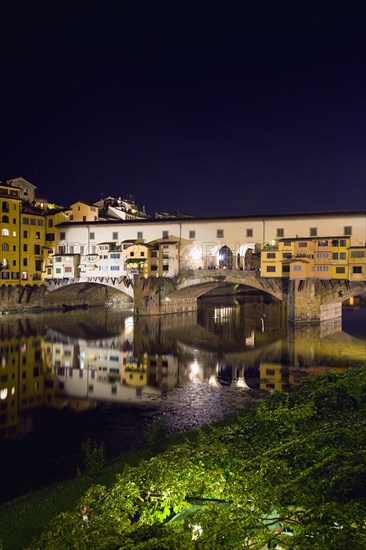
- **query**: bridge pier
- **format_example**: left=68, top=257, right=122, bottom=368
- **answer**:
left=287, top=279, right=365, bottom=324
left=133, top=275, right=197, bottom=315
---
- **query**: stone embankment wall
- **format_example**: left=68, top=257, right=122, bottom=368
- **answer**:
left=0, top=284, right=110, bottom=313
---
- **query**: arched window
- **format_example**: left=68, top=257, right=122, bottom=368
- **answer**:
left=2, top=201, right=9, bottom=212
left=2, top=215, right=9, bottom=223
left=1, top=228, right=9, bottom=236
left=2, top=244, right=9, bottom=251
left=48, top=219, right=54, bottom=227
left=218, top=245, right=233, bottom=269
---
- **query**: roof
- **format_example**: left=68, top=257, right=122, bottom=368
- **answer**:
left=55, top=209, right=366, bottom=228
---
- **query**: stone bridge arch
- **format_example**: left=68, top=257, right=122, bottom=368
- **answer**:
left=173, top=270, right=286, bottom=301
left=133, top=270, right=287, bottom=316
left=44, top=277, right=134, bottom=309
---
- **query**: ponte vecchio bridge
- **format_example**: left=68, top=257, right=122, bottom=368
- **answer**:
left=46, top=269, right=366, bottom=325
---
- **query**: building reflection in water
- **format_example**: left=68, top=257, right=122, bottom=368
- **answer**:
left=0, top=297, right=365, bottom=443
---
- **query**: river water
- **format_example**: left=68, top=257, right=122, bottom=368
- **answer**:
left=0, top=294, right=365, bottom=503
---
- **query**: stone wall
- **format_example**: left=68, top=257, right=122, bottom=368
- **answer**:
left=0, top=284, right=110, bottom=313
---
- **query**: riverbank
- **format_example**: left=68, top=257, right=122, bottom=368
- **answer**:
left=0, top=410, right=256, bottom=550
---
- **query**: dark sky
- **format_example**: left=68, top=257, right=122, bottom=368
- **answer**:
left=1, top=0, right=365, bottom=217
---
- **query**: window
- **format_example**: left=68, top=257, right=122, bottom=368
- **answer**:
left=35, top=260, right=42, bottom=271
left=282, top=265, right=290, bottom=272
left=336, top=266, right=345, bottom=274
left=246, top=228, right=253, bottom=237
left=65, top=267, right=72, bottom=273
left=60, top=232, right=66, bottom=240
left=2, top=201, right=9, bottom=212
left=299, top=242, right=308, bottom=248
left=318, top=240, right=328, bottom=247
left=163, top=264, right=169, bottom=271
left=344, top=226, right=352, bottom=235
left=34, top=245, right=40, bottom=254
left=82, top=216, right=86, bottom=221
left=353, top=266, right=362, bottom=274
left=22, top=217, right=29, bottom=225
left=37, top=219, right=44, bottom=226
left=266, top=266, right=276, bottom=272
left=189, top=230, right=196, bottom=239
left=113, top=232, right=118, bottom=240
left=294, top=265, right=302, bottom=271
left=110, top=265, right=120, bottom=271
left=316, top=265, right=329, bottom=272
left=283, top=252, right=292, bottom=259
left=266, top=252, right=276, bottom=258
left=46, top=233, right=55, bottom=241
left=2, top=215, right=9, bottom=223
left=2, top=244, right=9, bottom=251
left=162, top=230, right=169, bottom=238
left=48, top=219, right=53, bottom=227
left=340, top=253, right=346, bottom=260
left=217, top=229, right=224, bottom=238
left=90, top=232, right=95, bottom=240
left=310, top=227, right=317, bottom=236
left=1, top=229, right=9, bottom=236
left=340, top=239, right=347, bottom=247
left=137, top=231, right=143, bottom=239
left=56, top=268, right=61, bottom=274
left=332, top=253, right=338, bottom=260
left=23, top=259, right=27, bottom=266
left=276, top=228, right=284, bottom=238
left=150, top=265, right=158, bottom=271
left=30, top=218, right=36, bottom=226
left=351, top=250, right=365, bottom=258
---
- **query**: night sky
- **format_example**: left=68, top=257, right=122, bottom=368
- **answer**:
left=1, top=0, right=365, bottom=217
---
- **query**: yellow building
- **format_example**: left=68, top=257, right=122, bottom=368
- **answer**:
left=261, top=236, right=359, bottom=281
left=20, top=206, right=46, bottom=283
left=348, top=246, right=366, bottom=281
left=146, top=236, right=180, bottom=277
left=330, top=237, right=350, bottom=280
left=67, top=201, right=99, bottom=222
left=0, top=183, right=22, bottom=285
left=122, top=240, right=149, bottom=276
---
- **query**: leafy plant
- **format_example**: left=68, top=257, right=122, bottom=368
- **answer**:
left=81, top=439, right=105, bottom=476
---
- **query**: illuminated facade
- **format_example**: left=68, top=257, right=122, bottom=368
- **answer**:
left=261, top=236, right=365, bottom=281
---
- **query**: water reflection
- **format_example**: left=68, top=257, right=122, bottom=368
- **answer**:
left=0, top=297, right=365, bottom=501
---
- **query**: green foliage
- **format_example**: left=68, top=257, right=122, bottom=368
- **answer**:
left=146, top=418, right=170, bottom=452
left=82, top=439, right=106, bottom=476
left=28, top=365, right=366, bottom=549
